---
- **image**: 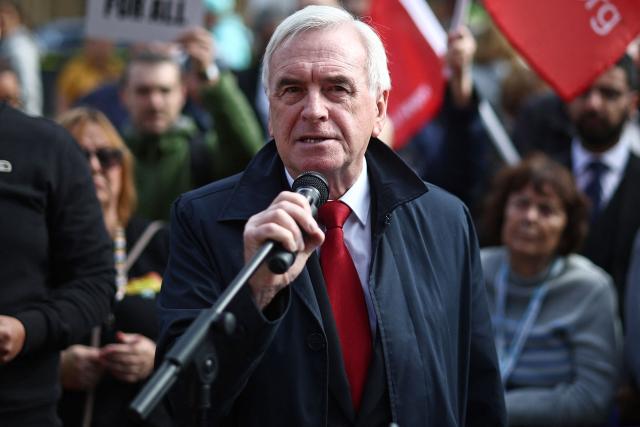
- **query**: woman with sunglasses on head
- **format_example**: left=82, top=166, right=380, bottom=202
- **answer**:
left=480, top=153, right=622, bottom=427
left=56, top=107, right=170, bottom=427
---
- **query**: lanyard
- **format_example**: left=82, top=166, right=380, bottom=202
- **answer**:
left=114, top=225, right=128, bottom=302
left=493, top=259, right=561, bottom=383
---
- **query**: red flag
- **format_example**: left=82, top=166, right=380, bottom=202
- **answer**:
left=484, top=0, right=640, bottom=101
left=368, top=0, right=447, bottom=150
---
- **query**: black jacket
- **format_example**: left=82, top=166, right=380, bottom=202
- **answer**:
left=0, top=103, right=115, bottom=426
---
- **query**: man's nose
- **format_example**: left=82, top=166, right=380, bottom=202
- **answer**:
left=148, top=90, right=164, bottom=108
left=301, top=90, right=328, bottom=122
left=582, top=88, right=605, bottom=109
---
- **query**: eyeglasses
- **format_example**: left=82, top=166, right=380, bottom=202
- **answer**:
left=82, top=147, right=123, bottom=169
left=507, top=195, right=564, bottom=218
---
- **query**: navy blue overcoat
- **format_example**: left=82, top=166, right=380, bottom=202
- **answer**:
left=156, top=139, right=506, bottom=426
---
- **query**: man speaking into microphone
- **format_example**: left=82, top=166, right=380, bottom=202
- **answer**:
left=156, top=5, right=505, bottom=426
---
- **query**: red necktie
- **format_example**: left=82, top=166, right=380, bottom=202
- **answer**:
left=318, top=200, right=372, bottom=411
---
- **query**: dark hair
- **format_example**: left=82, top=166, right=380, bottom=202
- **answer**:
left=616, top=54, right=638, bottom=91
left=481, top=152, right=589, bottom=256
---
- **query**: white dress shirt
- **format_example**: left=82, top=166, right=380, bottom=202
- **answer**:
left=572, top=132, right=631, bottom=210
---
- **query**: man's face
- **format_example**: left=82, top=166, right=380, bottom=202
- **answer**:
left=567, top=66, right=638, bottom=152
left=121, top=61, right=186, bottom=136
left=267, top=24, right=388, bottom=197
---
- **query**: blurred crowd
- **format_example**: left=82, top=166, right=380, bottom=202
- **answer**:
left=1, top=0, right=640, bottom=426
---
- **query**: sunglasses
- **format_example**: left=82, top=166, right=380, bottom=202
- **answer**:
left=82, top=147, right=123, bottom=169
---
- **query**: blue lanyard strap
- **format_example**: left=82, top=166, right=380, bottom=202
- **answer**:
left=493, top=259, right=561, bottom=383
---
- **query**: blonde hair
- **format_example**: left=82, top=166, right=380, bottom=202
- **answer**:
left=57, top=107, right=137, bottom=226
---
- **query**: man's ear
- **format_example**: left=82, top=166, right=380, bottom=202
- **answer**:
left=118, top=85, right=129, bottom=111
left=267, top=94, right=274, bottom=138
left=180, top=82, right=188, bottom=107
left=628, top=90, right=639, bottom=113
left=371, top=89, right=389, bottom=138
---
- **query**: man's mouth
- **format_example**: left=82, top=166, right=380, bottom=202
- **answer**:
left=297, top=136, right=333, bottom=143
left=145, top=111, right=163, bottom=119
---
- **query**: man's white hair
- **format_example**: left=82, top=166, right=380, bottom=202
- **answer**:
left=261, top=5, right=391, bottom=96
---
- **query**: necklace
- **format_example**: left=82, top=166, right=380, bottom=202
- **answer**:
left=114, top=225, right=128, bottom=301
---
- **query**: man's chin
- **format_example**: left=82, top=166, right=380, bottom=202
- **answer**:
left=140, top=123, right=170, bottom=136
left=579, top=131, right=621, bottom=152
left=577, top=123, right=625, bottom=152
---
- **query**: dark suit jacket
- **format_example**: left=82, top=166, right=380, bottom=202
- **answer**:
left=580, top=154, right=640, bottom=318
left=156, top=139, right=506, bottom=426
left=544, top=147, right=640, bottom=320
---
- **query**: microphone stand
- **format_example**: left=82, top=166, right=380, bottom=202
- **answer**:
left=129, top=241, right=282, bottom=426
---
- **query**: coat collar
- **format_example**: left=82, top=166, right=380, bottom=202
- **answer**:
left=218, top=138, right=428, bottom=223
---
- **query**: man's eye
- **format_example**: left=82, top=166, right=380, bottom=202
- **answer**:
left=330, top=86, right=348, bottom=93
left=283, top=87, right=301, bottom=94
left=599, top=88, right=623, bottom=100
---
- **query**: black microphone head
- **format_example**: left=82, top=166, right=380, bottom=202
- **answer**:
left=292, top=171, right=329, bottom=207
left=267, top=172, right=328, bottom=274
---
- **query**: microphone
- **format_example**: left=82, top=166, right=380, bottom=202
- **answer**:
left=267, top=171, right=329, bottom=274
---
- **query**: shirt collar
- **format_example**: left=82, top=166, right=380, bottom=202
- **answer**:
left=284, top=159, right=370, bottom=227
left=571, top=131, right=630, bottom=175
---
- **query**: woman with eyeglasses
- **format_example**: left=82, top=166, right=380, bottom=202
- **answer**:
left=56, top=107, right=170, bottom=427
left=480, top=153, right=622, bottom=427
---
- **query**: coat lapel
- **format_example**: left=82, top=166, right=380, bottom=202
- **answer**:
left=291, top=259, right=323, bottom=328
left=356, top=334, right=390, bottom=427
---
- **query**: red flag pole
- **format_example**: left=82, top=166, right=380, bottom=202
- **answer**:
left=448, top=0, right=520, bottom=165
left=477, top=99, right=520, bottom=165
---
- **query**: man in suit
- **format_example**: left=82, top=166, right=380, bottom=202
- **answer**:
left=156, top=5, right=506, bottom=426
left=513, top=55, right=639, bottom=318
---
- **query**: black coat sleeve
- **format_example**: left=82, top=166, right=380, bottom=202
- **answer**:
left=14, top=123, right=115, bottom=354
left=155, top=194, right=289, bottom=424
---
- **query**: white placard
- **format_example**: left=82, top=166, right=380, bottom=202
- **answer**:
left=85, top=0, right=204, bottom=44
